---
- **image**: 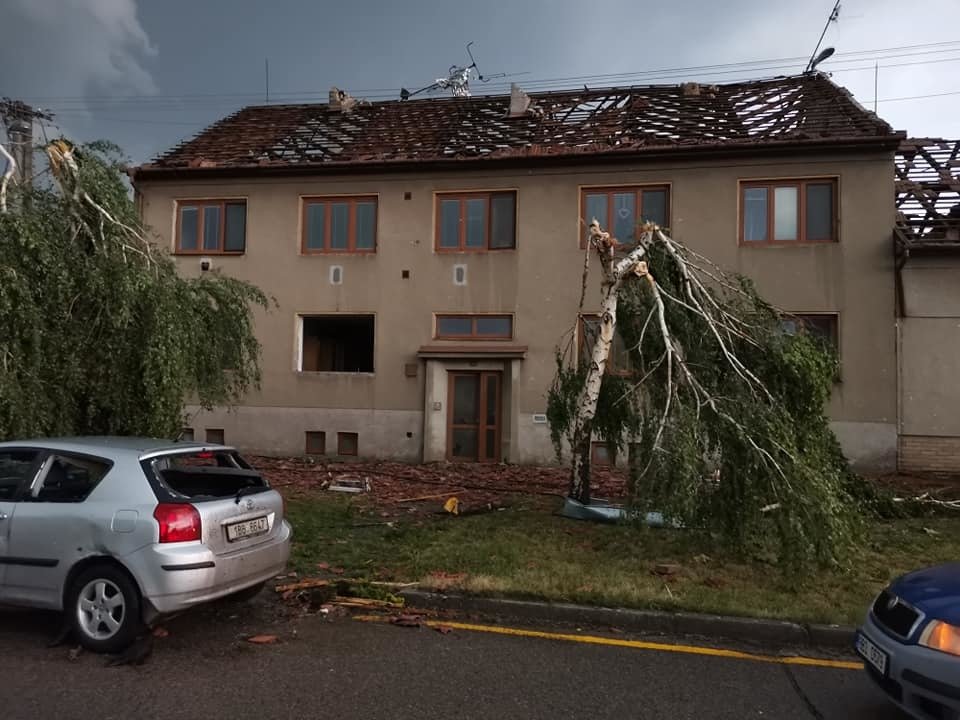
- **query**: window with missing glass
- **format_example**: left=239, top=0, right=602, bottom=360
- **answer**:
left=741, top=179, right=837, bottom=244
left=435, top=314, right=513, bottom=340
left=302, top=196, right=377, bottom=253
left=781, top=313, right=839, bottom=352
left=176, top=200, right=246, bottom=254
left=580, top=186, right=669, bottom=246
left=436, top=191, right=516, bottom=251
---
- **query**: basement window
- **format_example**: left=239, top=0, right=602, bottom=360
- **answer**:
left=305, top=431, right=326, bottom=455
left=337, top=432, right=359, bottom=456
left=300, top=315, right=375, bottom=373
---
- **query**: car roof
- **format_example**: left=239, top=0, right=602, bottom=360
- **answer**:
left=0, top=436, right=235, bottom=460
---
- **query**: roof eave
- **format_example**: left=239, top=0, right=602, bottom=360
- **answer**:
left=131, top=133, right=905, bottom=183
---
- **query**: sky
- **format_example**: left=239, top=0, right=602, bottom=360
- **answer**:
left=1, top=0, right=959, bottom=164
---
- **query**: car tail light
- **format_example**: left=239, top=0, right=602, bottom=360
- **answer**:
left=154, top=503, right=202, bottom=543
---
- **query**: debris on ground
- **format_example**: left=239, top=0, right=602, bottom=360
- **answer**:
left=653, top=563, right=682, bottom=577
left=434, top=625, right=453, bottom=635
left=443, top=496, right=460, bottom=515
left=252, top=456, right=628, bottom=516
left=390, top=614, right=425, bottom=628
left=246, top=634, right=279, bottom=645
left=274, top=578, right=332, bottom=593
left=325, top=474, right=372, bottom=493
left=68, top=646, right=83, bottom=662
left=151, top=626, right=170, bottom=639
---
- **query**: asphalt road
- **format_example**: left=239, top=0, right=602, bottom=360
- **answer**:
left=0, top=598, right=904, bottom=720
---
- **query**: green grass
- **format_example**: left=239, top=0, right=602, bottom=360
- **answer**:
left=285, top=494, right=960, bottom=626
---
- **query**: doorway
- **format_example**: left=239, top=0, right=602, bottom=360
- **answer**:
left=447, top=372, right=501, bottom=462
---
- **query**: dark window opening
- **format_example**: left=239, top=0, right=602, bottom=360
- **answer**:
left=305, top=431, right=326, bottom=455
left=0, top=450, right=39, bottom=500
left=591, top=442, right=613, bottom=466
left=179, top=428, right=195, bottom=442
left=301, top=315, right=375, bottom=372
left=338, top=432, right=359, bottom=456
left=206, top=428, right=225, bottom=445
left=781, top=313, right=839, bottom=351
left=35, top=455, right=111, bottom=503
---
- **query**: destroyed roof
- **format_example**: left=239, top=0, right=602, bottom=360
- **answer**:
left=135, top=73, right=901, bottom=178
left=895, top=138, right=960, bottom=254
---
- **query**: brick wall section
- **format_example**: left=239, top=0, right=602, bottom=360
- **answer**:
left=899, top=436, right=960, bottom=474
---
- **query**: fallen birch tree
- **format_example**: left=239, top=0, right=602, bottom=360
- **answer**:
left=0, top=139, right=268, bottom=440
left=548, top=220, right=867, bottom=568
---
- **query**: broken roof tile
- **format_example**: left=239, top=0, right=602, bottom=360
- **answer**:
left=136, top=74, right=900, bottom=176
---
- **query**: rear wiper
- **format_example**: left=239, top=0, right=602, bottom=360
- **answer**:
left=235, top=485, right=265, bottom=504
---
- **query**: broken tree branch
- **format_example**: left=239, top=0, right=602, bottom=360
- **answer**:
left=0, top=141, right=15, bottom=214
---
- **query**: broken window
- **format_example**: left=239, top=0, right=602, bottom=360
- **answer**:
left=148, top=450, right=267, bottom=501
left=302, top=196, right=377, bottom=253
left=436, top=191, right=516, bottom=251
left=435, top=314, right=513, bottom=340
left=581, top=186, right=669, bottom=246
left=579, top=315, right=632, bottom=375
left=300, top=315, right=375, bottom=372
left=741, top=179, right=836, bottom=243
left=177, top=200, right=246, bottom=254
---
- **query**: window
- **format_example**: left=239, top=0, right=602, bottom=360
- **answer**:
left=740, top=179, right=837, bottom=244
left=581, top=186, right=670, bottom=246
left=179, top=428, right=195, bottom=442
left=35, top=455, right=110, bottom=503
left=579, top=315, right=632, bottom=374
left=781, top=313, right=839, bottom=351
left=305, top=431, right=326, bottom=455
left=300, top=315, right=375, bottom=372
left=0, top=450, right=39, bottom=500
left=337, top=432, right=359, bottom=456
left=436, top=191, right=516, bottom=251
left=591, top=442, right=613, bottom=467
left=206, top=428, right=225, bottom=444
left=302, top=196, right=377, bottom=254
left=177, top=200, right=246, bottom=254
left=435, top=314, right=513, bottom=340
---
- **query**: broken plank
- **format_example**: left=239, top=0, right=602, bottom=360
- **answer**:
left=395, top=490, right=465, bottom=503
left=274, top=578, right=332, bottom=593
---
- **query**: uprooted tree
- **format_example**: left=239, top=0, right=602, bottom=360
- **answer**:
left=548, top=220, right=868, bottom=568
left=0, top=138, right=268, bottom=439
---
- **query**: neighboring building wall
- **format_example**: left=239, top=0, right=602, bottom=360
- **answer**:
left=898, top=256, right=960, bottom=474
left=138, top=150, right=897, bottom=469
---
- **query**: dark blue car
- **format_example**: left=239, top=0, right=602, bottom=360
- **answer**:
left=856, top=563, right=960, bottom=720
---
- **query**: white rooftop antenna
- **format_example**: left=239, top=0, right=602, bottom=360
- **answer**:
left=400, top=43, right=526, bottom=100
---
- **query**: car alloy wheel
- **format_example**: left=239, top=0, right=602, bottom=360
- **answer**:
left=76, top=578, right=126, bottom=641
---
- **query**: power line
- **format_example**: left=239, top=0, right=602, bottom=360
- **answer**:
left=16, top=39, right=960, bottom=109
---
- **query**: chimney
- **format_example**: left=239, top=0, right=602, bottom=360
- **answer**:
left=328, top=87, right=358, bottom=113
left=507, top=84, right=541, bottom=118
left=681, top=82, right=701, bottom=97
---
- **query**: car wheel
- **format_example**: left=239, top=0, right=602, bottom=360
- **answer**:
left=68, top=565, right=143, bottom=654
left=224, top=581, right=266, bottom=603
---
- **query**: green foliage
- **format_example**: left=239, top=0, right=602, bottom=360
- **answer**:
left=548, top=238, right=867, bottom=569
left=0, top=142, right=267, bottom=440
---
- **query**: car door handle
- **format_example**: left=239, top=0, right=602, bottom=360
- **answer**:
left=0, top=512, right=8, bottom=520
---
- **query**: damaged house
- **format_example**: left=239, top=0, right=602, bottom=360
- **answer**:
left=131, top=74, right=932, bottom=472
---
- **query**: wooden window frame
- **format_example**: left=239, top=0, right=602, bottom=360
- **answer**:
left=337, top=432, right=359, bottom=456
left=739, top=178, right=838, bottom=245
left=434, top=191, right=517, bottom=252
left=205, top=428, right=225, bottom=445
left=782, top=312, right=840, bottom=351
left=578, top=314, right=632, bottom=376
left=434, top=314, right=514, bottom=340
left=305, top=431, right=326, bottom=455
left=591, top=441, right=613, bottom=467
left=301, top=196, right=378, bottom=255
left=579, top=185, right=671, bottom=248
left=175, top=199, right=246, bottom=255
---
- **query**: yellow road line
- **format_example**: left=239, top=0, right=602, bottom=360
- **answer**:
left=353, top=615, right=863, bottom=671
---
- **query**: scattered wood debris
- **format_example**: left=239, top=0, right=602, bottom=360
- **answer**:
left=390, top=614, right=424, bottom=628
left=246, top=634, right=279, bottom=645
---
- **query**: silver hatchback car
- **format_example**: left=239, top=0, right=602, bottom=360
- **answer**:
left=0, top=437, right=292, bottom=652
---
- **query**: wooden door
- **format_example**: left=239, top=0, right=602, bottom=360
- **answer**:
left=448, top=372, right=501, bottom=462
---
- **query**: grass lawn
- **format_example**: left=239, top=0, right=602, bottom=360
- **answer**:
left=284, top=493, right=960, bottom=626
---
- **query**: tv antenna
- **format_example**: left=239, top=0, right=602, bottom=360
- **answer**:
left=400, top=43, right=526, bottom=100
left=805, top=0, right=840, bottom=73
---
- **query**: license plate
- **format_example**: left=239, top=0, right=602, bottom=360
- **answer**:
left=856, top=632, right=888, bottom=675
left=226, top=516, right=269, bottom=542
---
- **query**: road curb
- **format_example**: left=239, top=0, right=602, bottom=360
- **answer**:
left=398, top=590, right=856, bottom=650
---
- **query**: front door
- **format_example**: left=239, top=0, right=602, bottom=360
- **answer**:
left=448, top=372, right=501, bottom=462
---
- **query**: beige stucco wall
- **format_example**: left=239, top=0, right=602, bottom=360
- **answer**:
left=138, top=150, right=897, bottom=468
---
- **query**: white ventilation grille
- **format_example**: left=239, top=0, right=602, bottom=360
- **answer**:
left=330, top=265, right=343, bottom=285
left=453, top=264, right=467, bottom=286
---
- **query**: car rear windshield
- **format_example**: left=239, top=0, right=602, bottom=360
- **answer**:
left=146, top=450, right=269, bottom=502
